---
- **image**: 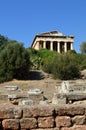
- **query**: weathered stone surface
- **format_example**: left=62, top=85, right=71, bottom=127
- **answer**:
left=33, top=128, right=60, bottom=130
left=20, top=118, right=37, bottom=129
left=37, top=105, right=54, bottom=117
left=5, top=85, right=19, bottom=91
left=0, top=104, right=86, bottom=130
left=61, top=127, right=73, bottom=130
left=8, top=94, right=18, bottom=99
left=53, top=92, right=86, bottom=104
left=66, top=92, right=86, bottom=101
left=72, top=115, right=85, bottom=125
left=38, top=117, right=54, bottom=128
left=29, top=93, right=44, bottom=104
left=28, top=88, right=44, bottom=104
left=19, top=99, right=34, bottom=105
left=55, top=116, right=71, bottom=128
left=13, top=106, right=22, bottom=119
left=59, top=81, right=70, bottom=94
left=52, top=93, right=67, bottom=104
left=22, top=105, right=54, bottom=118
left=0, top=104, right=22, bottom=119
left=55, top=104, right=85, bottom=116
left=61, top=125, right=86, bottom=130
left=28, top=88, right=43, bottom=95
left=39, top=100, right=49, bottom=105
left=73, top=100, right=86, bottom=105
left=0, top=104, right=13, bottom=119
left=2, top=119, right=19, bottom=130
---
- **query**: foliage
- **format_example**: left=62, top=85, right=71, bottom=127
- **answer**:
left=27, top=48, right=57, bottom=70
left=67, top=50, right=77, bottom=54
left=42, top=58, right=53, bottom=73
left=75, top=54, right=86, bottom=70
left=0, top=34, right=86, bottom=81
left=29, top=48, right=83, bottom=80
left=80, top=41, right=86, bottom=54
left=27, top=48, right=41, bottom=69
left=39, top=49, right=57, bottom=71
left=39, top=49, right=57, bottom=59
left=0, top=35, right=9, bottom=51
left=0, top=41, right=31, bottom=82
left=51, top=53, right=80, bottom=80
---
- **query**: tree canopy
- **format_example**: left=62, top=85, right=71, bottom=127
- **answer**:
left=0, top=37, right=31, bottom=82
left=80, top=41, right=86, bottom=54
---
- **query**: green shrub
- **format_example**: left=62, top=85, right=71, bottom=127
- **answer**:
left=51, top=54, right=80, bottom=80
left=27, top=48, right=42, bottom=69
left=39, top=49, right=57, bottom=71
left=0, top=41, right=31, bottom=82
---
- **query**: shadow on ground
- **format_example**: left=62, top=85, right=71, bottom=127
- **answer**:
left=28, top=70, right=45, bottom=80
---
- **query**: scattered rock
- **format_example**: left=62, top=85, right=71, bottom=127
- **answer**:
left=19, top=99, right=33, bottom=105
left=52, top=93, right=67, bottom=104
left=28, top=88, right=43, bottom=95
left=4, top=86, right=20, bottom=91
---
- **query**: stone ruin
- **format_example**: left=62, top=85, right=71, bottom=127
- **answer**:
left=52, top=81, right=86, bottom=105
left=1, top=81, right=86, bottom=106
left=7, top=87, right=48, bottom=105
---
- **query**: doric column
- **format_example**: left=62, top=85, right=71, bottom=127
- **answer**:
left=64, top=42, right=67, bottom=52
left=57, top=42, right=60, bottom=53
left=36, top=41, right=40, bottom=50
left=50, top=41, right=53, bottom=51
left=71, top=42, right=73, bottom=50
left=43, top=41, right=46, bottom=49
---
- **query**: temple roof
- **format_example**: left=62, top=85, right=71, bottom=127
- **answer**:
left=36, top=31, right=63, bottom=37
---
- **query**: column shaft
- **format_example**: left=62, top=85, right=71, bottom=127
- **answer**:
left=43, top=41, right=46, bottom=49
left=51, top=41, right=53, bottom=51
left=64, top=42, right=67, bottom=52
left=71, top=43, right=73, bottom=50
left=37, top=41, right=40, bottom=50
left=57, top=42, right=60, bottom=53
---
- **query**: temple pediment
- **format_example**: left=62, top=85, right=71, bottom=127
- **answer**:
left=37, top=31, right=63, bottom=37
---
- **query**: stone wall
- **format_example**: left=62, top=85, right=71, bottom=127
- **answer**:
left=0, top=103, right=86, bottom=130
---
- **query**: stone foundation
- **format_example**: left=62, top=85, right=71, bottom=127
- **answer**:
left=0, top=103, right=86, bottom=130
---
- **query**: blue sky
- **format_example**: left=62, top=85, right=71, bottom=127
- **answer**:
left=0, top=0, right=86, bottom=53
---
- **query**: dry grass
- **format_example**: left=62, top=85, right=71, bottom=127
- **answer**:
left=0, top=70, right=86, bottom=104
left=0, top=70, right=61, bottom=104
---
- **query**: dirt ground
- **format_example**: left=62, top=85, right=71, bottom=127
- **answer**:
left=0, top=70, right=61, bottom=103
left=0, top=70, right=86, bottom=104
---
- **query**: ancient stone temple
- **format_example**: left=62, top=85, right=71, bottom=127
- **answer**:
left=31, top=31, right=74, bottom=53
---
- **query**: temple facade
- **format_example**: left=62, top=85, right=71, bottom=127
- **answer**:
left=31, top=31, right=74, bottom=53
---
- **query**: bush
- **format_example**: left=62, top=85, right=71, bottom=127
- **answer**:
left=80, top=41, right=86, bottom=54
left=39, top=49, right=57, bottom=71
left=27, top=48, right=42, bottom=69
left=51, top=53, right=80, bottom=80
left=0, top=41, right=31, bottom=82
left=42, top=58, right=53, bottom=73
left=28, top=48, right=57, bottom=70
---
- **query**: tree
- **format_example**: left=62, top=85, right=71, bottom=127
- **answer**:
left=80, top=41, right=86, bottom=54
left=0, top=35, right=8, bottom=51
left=0, top=41, right=31, bottom=82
